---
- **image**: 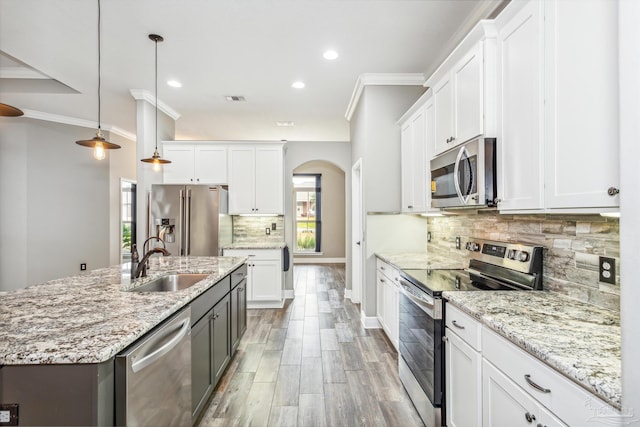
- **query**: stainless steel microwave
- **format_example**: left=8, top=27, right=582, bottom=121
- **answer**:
left=430, top=137, right=497, bottom=209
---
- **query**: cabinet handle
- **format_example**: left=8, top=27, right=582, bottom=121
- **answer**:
left=380, top=278, right=386, bottom=283
left=525, top=412, right=536, bottom=423
left=524, top=374, right=551, bottom=393
left=380, top=266, right=385, bottom=270
left=407, top=205, right=413, bottom=209
left=608, top=187, right=620, bottom=196
left=196, top=178, right=200, bottom=182
left=442, top=336, right=449, bottom=343
left=536, top=424, right=546, bottom=427
left=452, top=320, right=465, bottom=330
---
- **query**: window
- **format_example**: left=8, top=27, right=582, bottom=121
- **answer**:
left=121, top=180, right=137, bottom=263
left=293, top=174, right=321, bottom=253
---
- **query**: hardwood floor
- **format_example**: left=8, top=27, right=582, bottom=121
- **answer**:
left=197, top=264, right=424, bottom=427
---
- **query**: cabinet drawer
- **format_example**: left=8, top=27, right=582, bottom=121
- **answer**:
left=482, top=327, right=619, bottom=426
left=446, top=304, right=482, bottom=351
left=191, top=276, right=231, bottom=323
left=376, top=258, right=400, bottom=283
left=225, top=249, right=282, bottom=261
left=230, top=264, right=248, bottom=288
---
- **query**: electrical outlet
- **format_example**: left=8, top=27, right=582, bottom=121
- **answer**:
left=0, top=404, right=18, bottom=426
left=80, top=263, right=87, bottom=271
left=265, top=227, right=271, bottom=235
left=272, top=223, right=277, bottom=230
left=455, top=236, right=461, bottom=250
left=427, top=232, right=431, bottom=242
left=599, top=256, right=616, bottom=284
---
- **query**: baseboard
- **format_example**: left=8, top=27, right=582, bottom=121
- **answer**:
left=284, top=289, right=294, bottom=299
left=361, top=312, right=381, bottom=329
left=345, top=289, right=352, bottom=300
left=247, top=300, right=285, bottom=309
left=293, top=257, right=346, bottom=264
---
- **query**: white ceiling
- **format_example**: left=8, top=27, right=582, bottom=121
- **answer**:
left=0, top=0, right=502, bottom=142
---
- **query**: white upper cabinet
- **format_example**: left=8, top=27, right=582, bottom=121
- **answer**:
left=453, top=42, right=485, bottom=147
left=543, top=0, right=620, bottom=210
left=399, top=92, right=430, bottom=213
left=426, top=22, right=497, bottom=157
left=433, top=75, right=455, bottom=154
left=163, top=142, right=228, bottom=185
left=228, top=144, right=284, bottom=215
left=496, top=0, right=619, bottom=212
left=495, top=0, right=545, bottom=211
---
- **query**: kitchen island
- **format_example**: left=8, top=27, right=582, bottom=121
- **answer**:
left=0, top=256, right=246, bottom=426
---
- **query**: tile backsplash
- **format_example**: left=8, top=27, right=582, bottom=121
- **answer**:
left=427, top=212, right=620, bottom=311
left=232, top=216, right=285, bottom=243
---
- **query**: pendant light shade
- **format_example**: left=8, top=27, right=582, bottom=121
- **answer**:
left=0, top=103, right=24, bottom=117
left=75, top=0, right=120, bottom=159
left=141, top=34, right=171, bottom=170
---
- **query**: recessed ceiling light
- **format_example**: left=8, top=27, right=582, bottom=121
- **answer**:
left=225, top=95, right=246, bottom=102
left=323, top=50, right=339, bottom=60
left=167, top=80, right=182, bottom=88
left=276, top=121, right=295, bottom=127
left=292, top=81, right=305, bottom=89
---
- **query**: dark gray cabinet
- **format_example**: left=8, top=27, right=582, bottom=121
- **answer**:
left=191, top=264, right=247, bottom=424
left=191, top=308, right=214, bottom=420
left=212, top=294, right=231, bottom=383
left=230, top=265, right=248, bottom=355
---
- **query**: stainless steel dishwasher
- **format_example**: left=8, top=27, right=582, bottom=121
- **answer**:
left=115, top=307, right=192, bottom=427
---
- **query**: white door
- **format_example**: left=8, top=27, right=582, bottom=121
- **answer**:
left=433, top=74, right=454, bottom=154
left=251, top=260, right=281, bottom=301
left=400, top=121, right=414, bottom=213
left=351, top=159, right=363, bottom=305
left=454, top=42, right=483, bottom=144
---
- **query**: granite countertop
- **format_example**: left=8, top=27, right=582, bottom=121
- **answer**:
left=0, top=256, right=246, bottom=365
left=443, top=291, right=621, bottom=409
left=376, top=251, right=466, bottom=270
left=223, top=241, right=287, bottom=250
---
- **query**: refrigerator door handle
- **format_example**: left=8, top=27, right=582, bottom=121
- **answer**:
left=186, top=189, right=192, bottom=255
left=179, top=189, right=185, bottom=256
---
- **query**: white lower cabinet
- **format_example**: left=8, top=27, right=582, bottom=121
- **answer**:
left=445, top=330, right=482, bottom=427
left=445, top=304, right=482, bottom=427
left=444, top=303, right=620, bottom=427
left=482, top=360, right=566, bottom=427
left=223, top=249, right=283, bottom=308
left=375, top=257, right=399, bottom=349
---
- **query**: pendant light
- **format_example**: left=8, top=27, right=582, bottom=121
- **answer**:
left=141, top=34, right=171, bottom=172
left=0, top=103, right=24, bottom=117
left=75, top=0, right=120, bottom=160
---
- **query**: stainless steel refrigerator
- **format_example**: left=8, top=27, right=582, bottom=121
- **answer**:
left=150, top=185, right=232, bottom=256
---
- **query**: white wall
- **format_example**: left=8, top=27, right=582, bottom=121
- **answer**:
left=619, top=0, right=640, bottom=416
left=283, top=141, right=351, bottom=292
left=349, top=84, right=426, bottom=317
left=0, top=119, right=112, bottom=290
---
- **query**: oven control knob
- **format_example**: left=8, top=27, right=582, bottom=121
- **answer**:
left=466, top=242, right=480, bottom=252
left=518, top=251, right=530, bottom=262
left=507, top=249, right=517, bottom=260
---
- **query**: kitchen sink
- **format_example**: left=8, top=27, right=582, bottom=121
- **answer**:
left=131, top=273, right=209, bottom=292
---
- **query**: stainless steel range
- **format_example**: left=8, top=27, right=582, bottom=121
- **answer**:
left=396, top=239, right=543, bottom=427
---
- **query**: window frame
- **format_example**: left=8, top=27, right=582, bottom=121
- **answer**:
left=293, top=174, right=322, bottom=254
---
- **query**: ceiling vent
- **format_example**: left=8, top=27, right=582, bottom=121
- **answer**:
left=225, top=95, right=246, bottom=102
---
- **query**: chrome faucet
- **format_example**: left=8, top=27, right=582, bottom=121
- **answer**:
left=134, top=247, right=170, bottom=279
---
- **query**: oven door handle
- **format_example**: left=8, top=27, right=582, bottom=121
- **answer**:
left=466, top=268, right=529, bottom=290
left=398, top=279, right=435, bottom=314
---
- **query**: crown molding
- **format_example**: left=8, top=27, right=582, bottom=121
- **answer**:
left=344, top=73, right=425, bottom=121
left=129, top=89, right=181, bottom=120
left=21, top=109, right=136, bottom=141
